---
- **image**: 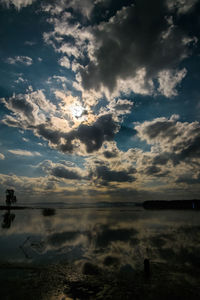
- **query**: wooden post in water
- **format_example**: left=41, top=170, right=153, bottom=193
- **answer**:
left=144, top=258, right=150, bottom=277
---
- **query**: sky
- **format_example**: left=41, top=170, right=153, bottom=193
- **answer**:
left=0, top=0, right=200, bottom=203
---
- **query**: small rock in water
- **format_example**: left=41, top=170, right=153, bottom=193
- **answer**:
left=103, top=255, right=120, bottom=266
left=82, top=262, right=100, bottom=275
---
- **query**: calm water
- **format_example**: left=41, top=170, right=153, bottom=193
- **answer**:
left=0, top=206, right=200, bottom=299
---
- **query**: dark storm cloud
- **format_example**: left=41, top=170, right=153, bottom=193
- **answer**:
left=140, top=121, right=178, bottom=141
left=51, top=165, right=83, bottom=180
left=143, top=165, right=170, bottom=177
left=144, top=165, right=161, bottom=175
left=136, top=116, right=200, bottom=167
left=176, top=174, right=200, bottom=184
left=36, top=124, right=62, bottom=145
left=177, top=136, right=200, bottom=160
left=25, top=114, right=118, bottom=154
left=1, top=90, right=56, bottom=129
left=39, top=160, right=85, bottom=180
left=80, top=0, right=196, bottom=92
left=77, top=114, right=118, bottom=151
left=1, top=94, right=37, bottom=124
left=92, top=165, right=135, bottom=183
left=60, top=114, right=119, bottom=153
left=103, top=150, right=118, bottom=159
left=152, top=153, right=171, bottom=165
left=2, top=92, right=119, bottom=155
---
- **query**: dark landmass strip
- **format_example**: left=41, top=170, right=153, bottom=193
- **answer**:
left=32, top=201, right=138, bottom=207
left=143, top=200, right=200, bottom=209
left=1, top=200, right=200, bottom=210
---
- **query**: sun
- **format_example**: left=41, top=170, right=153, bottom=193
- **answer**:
left=70, top=104, right=84, bottom=118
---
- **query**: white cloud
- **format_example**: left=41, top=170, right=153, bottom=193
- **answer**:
left=25, top=41, right=36, bottom=46
left=167, top=0, right=198, bottom=14
left=6, top=56, right=33, bottom=66
left=8, top=149, right=41, bottom=156
left=58, top=43, right=81, bottom=58
left=15, top=76, right=27, bottom=84
left=157, top=68, right=187, bottom=98
left=0, top=153, right=5, bottom=160
left=100, top=98, right=134, bottom=121
left=42, top=0, right=95, bottom=19
left=1, top=0, right=36, bottom=10
left=111, top=69, right=154, bottom=98
left=22, top=137, right=29, bottom=142
left=59, top=56, right=71, bottom=69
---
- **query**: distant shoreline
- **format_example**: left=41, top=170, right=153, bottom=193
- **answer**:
left=0, top=200, right=200, bottom=210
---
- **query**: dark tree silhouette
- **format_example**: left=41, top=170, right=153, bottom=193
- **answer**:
left=5, top=189, right=17, bottom=206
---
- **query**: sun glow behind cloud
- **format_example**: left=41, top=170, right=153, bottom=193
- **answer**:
left=70, top=103, right=84, bottom=118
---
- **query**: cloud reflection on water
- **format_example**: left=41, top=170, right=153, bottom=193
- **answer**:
left=0, top=207, right=200, bottom=273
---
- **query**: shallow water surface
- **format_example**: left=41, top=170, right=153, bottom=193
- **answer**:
left=0, top=207, right=200, bottom=299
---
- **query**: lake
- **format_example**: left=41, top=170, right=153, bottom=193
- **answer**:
left=0, top=206, right=200, bottom=299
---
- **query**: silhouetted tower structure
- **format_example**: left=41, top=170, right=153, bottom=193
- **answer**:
left=6, top=189, right=17, bottom=206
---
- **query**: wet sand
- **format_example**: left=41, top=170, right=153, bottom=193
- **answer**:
left=1, top=260, right=200, bottom=300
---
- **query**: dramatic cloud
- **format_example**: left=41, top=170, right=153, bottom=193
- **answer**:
left=6, top=56, right=33, bottom=66
left=80, top=0, right=196, bottom=96
left=135, top=115, right=200, bottom=160
left=91, top=165, right=135, bottom=184
left=39, top=160, right=86, bottom=180
left=2, top=91, right=119, bottom=155
left=42, top=0, right=198, bottom=100
left=86, top=149, right=137, bottom=186
left=58, top=114, right=119, bottom=154
left=43, top=10, right=94, bottom=60
left=1, top=90, right=56, bottom=127
left=21, top=113, right=118, bottom=155
left=134, top=116, right=200, bottom=186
